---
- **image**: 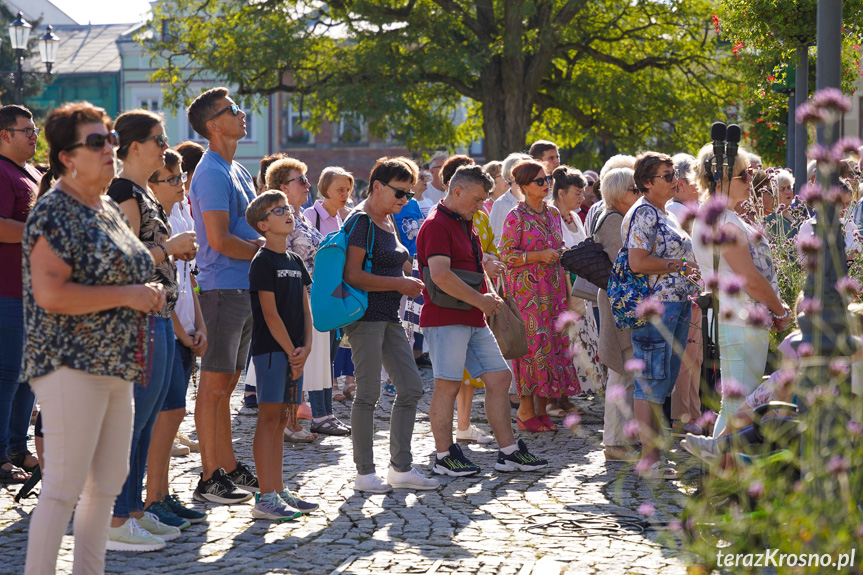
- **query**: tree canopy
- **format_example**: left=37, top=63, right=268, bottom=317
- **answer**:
left=146, top=0, right=739, bottom=162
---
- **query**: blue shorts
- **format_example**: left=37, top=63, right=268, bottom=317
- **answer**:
left=631, top=300, right=691, bottom=404
left=424, top=324, right=511, bottom=382
left=252, top=352, right=303, bottom=405
left=161, top=340, right=192, bottom=412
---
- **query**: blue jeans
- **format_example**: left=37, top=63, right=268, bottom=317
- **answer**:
left=308, top=388, right=333, bottom=418
left=0, top=296, right=34, bottom=462
left=631, top=301, right=691, bottom=404
left=114, top=317, right=174, bottom=518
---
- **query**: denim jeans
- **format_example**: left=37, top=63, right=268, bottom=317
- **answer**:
left=631, top=300, right=691, bottom=404
left=113, top=317, right=174, bottom=518
left=308, top=388, right=333, bottom=418
left=0, top=296, right=34, bottom=462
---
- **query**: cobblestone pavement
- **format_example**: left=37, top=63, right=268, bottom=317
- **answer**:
left=1, top=367, right=702, bottom=574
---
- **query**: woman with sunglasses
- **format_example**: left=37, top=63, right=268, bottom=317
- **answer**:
left=343, top=156, right=439, bottom=493
left=106, top=110, right=198, bottom=550
left=267, top=158, right=351, bottom=439
left=23, top=102, right=165, bottom=573
left=623, top=152, right=699, bottom=479
left=143, top=148, right=208, bottom=527
left=500, top=160, right=577, bottom=433
left=692, top=144, right=790, bottom=440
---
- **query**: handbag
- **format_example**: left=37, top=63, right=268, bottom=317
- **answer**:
left=606, top=204, right=663, bottom=330
left=421, top=266, right=485, bottom=310
left=560, top=210, right=615, bottom=287
left=571, top=275, right=599, bottom=302
left=487, top=282, right=529, bottom=359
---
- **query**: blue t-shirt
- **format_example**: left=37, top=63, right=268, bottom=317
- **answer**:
left=190, top=150, right=259, bottom=290
left=392, top=199, right=423, bottom=257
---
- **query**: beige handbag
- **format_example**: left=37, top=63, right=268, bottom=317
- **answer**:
left=487, top=282, right=529, bottom=360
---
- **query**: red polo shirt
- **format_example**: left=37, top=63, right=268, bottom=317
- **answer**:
left=417, top=203, right=488, bottom=328
left=0, top=155, right=41, bottom=299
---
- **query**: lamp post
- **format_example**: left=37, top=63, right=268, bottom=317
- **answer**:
left=8, top=12, right=59, bottom=106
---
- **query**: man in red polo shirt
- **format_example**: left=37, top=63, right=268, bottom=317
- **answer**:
left=416, top=165, right=547, bottom=476
left=0, top=105, right=43, bottom=483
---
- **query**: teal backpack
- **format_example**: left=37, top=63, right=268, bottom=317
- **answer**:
left=310, top=213, right=374, bottom=331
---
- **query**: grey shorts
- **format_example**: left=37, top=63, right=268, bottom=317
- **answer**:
left=198, top=289, right=253, bottom=374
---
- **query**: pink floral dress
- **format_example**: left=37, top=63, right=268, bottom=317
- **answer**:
left=500, top=202, right=579, bottom=398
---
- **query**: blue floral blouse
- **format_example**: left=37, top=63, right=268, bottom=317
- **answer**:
left=22, top=188, right=154, bottom=383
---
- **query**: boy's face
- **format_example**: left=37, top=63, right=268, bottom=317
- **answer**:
left=258, top=200, right=295, bottom=236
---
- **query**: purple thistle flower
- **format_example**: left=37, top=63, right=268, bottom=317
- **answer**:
left=624, top=358, right=645, bottom=373
left=807, top=143, right=832, bottom=164
left=713, top=229, right=739, bottom=246
left=720, top=309, right=735, bottom=321
left=563, top=413, right=581, bottom=429
left=797, top=342, right=815, bottom=357
left=721, top=377, right=746, bottom=399
left=638, top=501, right=656, bottom=517
left=745, top=304, right=772, bottom=329
left=826, top=455, right=849, bottom=474
left=749, top=225, right=765, bottom=244
left=668, top=519, right=682, bottom=533
left=606, top=384, right=626, bottom=404
left=698, top=196, right=726, bottom=226
left=795, top=102, right=826, bottom=124
left=811, top=87, right=852, bottom=113
left=702, top=270, right=720, bottom=291
left=720, top=274, right=746, bottom=296
left=797, top=233, right=822, bottom=256
left=847, top=420, right=862, bottom=436
left=799, top=182, right=824, bottom=205
left=696, top=410, right=716, bottom=429
left=554, top=310, right=580, bottom=332
left=624, top=419, right=640, bottom=440
left=634, top=458, right=652, bottom=475
left=747, top=480, right=764, bottom=499
left=827, top=185, right=848, bottom=205
left=635, top=299, right=665, bottom=320
left=836, top=276, right=862, bottom=298
left=828, top=359, right=850, bottom=377
left=798, top=297, right=823, bottom=315
left=833, top=137, right=863, bottom=162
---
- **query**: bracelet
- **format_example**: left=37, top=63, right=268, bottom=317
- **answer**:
left=156, top=244, right=169, bottom=261
left=522, top=252, right=528, bottom=265
left=771, top=308, right=789, bottom=320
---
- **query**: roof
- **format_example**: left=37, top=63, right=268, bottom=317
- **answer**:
left=25, top=24, right=134, bottom=75
left=3, top=0, right=78, bottom=25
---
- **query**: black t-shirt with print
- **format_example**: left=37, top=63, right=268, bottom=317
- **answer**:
left=347, top=213, right=410, bottom=323
left=249, top=248, right=312, bottom=356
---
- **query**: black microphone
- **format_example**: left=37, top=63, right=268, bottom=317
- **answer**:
left=725, top=124, right=741, bottom=181
left=711, top=122, right=726, bottom=185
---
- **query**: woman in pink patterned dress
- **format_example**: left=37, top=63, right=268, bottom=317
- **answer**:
left=499, top=160, right=578, bottom=433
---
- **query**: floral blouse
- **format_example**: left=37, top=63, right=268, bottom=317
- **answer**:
left=22, top=188, right=154, bottom=383
left=621, top=196, right=696, bottom=302
left=287, top=212, right=324, bottom=294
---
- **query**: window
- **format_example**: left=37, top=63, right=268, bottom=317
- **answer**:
left=281, top=101, right=309, bottom=146
left=337, top=114, right=364, bottom=145
left=138, top=98, right=161, bottom=113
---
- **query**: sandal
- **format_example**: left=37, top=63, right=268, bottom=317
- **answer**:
left=545, top=406, right=565, bottom=418
left=332, top=388, right=347, bottom=402
left=0, top=461, right=29, bottom=484
left=344, top=382, right=357, bottom=400
left=10, top=451, right=38, bottom=473
left=539, top=415, right=558, bottom=431
left=284, top=427, right=318, bottom=443
left=310, top=417, right=350, bottom=436
left=516, top=417, right=551, bottom=433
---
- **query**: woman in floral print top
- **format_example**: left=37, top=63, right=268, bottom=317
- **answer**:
left=23, top=102, right=165, bottom=573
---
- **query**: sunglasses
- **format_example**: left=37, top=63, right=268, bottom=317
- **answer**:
left=383, top=181, right=415, bottom=200
left=733, top=170, right=752, bottom=183
left=64, top=131, right=120, bottom=152
left=286, top=174, right=310, bottom=186
left=209, top=104, right=241, bottom=121
left=5, top=127, right=39, bottom=138
left=651, top=170, right=678, bottom=183
left=528, top=175, right=554, bottom=187
left=263, top=205, right=294, bottom=218
left=151, top=172, right=188, bottom=186
left=137, top=134, right=170, bottom=148
left=586, top=180, right=595, bottom=186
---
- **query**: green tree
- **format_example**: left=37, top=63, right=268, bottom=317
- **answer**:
left=145, top=0, right=740, bottom=161
left=0, top=7, right=50, bottom=107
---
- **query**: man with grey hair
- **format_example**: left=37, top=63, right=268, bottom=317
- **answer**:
left=417, top=165, right=547, bottom=476
left=424, top=151, right=448, bottom=205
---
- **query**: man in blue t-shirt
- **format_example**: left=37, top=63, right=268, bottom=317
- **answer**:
left=188, top=87, right=262, bottom=504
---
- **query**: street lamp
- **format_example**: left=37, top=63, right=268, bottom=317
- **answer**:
left=8, top=12, right=59, bottom=106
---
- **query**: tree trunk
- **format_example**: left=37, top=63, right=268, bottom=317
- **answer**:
left=479, top=57, right=534, bottom=160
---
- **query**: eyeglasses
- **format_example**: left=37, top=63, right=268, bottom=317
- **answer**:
left=651, top=170, right=678, bottom=183
left=383, top=181, right=415, bottom=200
left=64, top=131, right=120, bottom=152
left=733, top=170, right=752, bottom=183
left=151, top=172, right=188, bottom=186
left=263, top=205, right=294, bottom=219
left=286, top=174, right=310, bottom=186
left=628, top=186, right=640, bottom=193
left=528, top=175, right=554, bottom=187
left=586, top=180, right=595, bottom=186
left=137, top=134, right=169, bottom=148
left=209, top=104, right=241, bottom=121
left=5, top=127, right=39, bottom=138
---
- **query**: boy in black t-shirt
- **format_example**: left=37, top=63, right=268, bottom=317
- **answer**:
left=245, top=191, right=318, bottom=521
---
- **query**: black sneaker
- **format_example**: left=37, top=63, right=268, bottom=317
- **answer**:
left=193, top=468, right=254, bottom=504
left=415, top=354, right=433, bottom=368
left=495, top=439, right=548, bottom=472
left=433, top=443, right=481, bottom=476
left=226, top=461, right=260, bottom=493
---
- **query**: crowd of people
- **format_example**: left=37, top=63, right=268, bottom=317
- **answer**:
left=2, top=86, right=861, bottom=573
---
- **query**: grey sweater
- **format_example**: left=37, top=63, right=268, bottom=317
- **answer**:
left=594, top=210, right=632, bottom=374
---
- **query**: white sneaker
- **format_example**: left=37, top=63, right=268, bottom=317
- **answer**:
left=171, top=441, right=190, bottom=457
left=106, top=518, right=166, bottom=552
left=138, top=512, right=182, bottom=541
left=455, top=424, right=494, bottom=445
left=681, top=433, right=719, bottom=463
left=387, top=467, right=441, bottom=490
left=354, top=473, right=393, bottom=493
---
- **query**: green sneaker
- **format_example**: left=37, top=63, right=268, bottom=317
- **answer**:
left=106, top=518, right=166, bottom=552
left=138, top=511, right=182, bottom=541
left=145, top=501, right=191, bottom=530
left=251, top=492, right=302, bottom=522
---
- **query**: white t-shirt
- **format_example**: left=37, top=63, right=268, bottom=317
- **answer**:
left=692, top=208, right=778, bottom=327
left=489, top=189, right=520, bottom=247
left=416, top=196, right=435, bottom=219
left=559, top=210, right=587, bottom=248
left=169, top=201, right=196, bottom=337
left=665, top=200, right=691, bottom=229
left=797, top=216, right=862, bottom=258
left=423, top=182, right=446, bottom=205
